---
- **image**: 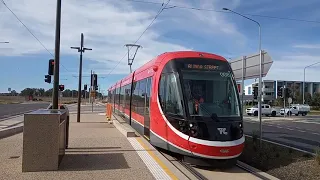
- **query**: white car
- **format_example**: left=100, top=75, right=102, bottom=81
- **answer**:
left=280, top=104, right=310, bottom=116
left=246, top=104, right=278, bottom=117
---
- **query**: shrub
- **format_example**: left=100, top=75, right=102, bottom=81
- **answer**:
left=315, top=147, right=320, bottom=165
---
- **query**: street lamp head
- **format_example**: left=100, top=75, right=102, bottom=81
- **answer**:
left=0, top=42, right=9, bottom=43
left=222, top=8, right=229, bottom=11
left=83, top=48, right=92, bottom=51
left=70, top=46, right=80, bottom=50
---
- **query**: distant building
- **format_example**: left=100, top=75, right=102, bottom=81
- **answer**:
left=244, top=80, right=320, bottom=103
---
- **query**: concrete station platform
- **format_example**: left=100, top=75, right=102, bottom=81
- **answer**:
left=0, top=112, right=189, bottom=180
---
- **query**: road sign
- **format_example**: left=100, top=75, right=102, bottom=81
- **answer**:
left=8, top=88, right=11, bottom=92
left=288, top=97, right=292, bottom=104
left=229, top=51, right=273, bottom=81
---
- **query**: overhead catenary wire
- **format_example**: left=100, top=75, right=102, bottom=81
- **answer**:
left=1, top=0, right=72, bottom=73
left=105, top=0, right=171, bottom=77
left=122, top=0, right=320, bottom=24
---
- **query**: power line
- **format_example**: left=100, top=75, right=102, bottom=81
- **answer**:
left=1, top=0, right=72, bottom=73
left=122, top=0, right=320, bottom=24
left=106, top=0, right=171, bottom=76
left=1, top=0, right=54, bottom=56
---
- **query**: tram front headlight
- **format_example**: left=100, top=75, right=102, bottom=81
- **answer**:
left=189, top=123, right=198, bottom=137
left=239, top=122, right=243, bottom=136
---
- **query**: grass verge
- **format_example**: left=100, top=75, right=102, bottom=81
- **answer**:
left=0, top=100, right=23, bottom=104
left=239, top=136, right=320, bottom=180
left=309, top=110, right=320, bottom=115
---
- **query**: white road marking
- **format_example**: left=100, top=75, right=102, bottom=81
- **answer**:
left=246, top=119, right=320, bottom=134
left=311, top=132, right=320, bottom=135
left=297, top=130, right=306, bottom=133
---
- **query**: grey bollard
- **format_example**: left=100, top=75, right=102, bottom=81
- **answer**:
left=22, top=109, right=67, bottom=172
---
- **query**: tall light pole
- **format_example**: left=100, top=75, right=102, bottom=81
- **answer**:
left=52, top=0, right=62, bottom=110
left=71, top=33, right=92, bottom=123
left=303, top=61, right=320, bottom=104
left=223, top=8, right=263, bottom=145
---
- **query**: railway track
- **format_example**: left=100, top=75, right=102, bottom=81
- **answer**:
left=157, top=148, right=266, bottom=180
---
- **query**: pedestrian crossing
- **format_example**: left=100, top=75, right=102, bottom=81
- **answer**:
left=80, top=102, right=105, bottom=107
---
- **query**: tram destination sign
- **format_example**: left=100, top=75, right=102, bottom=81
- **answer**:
left=184, top=63, right=220, bottom=71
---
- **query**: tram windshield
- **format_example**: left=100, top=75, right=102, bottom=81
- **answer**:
left=181, top=64, right=240, bottom=118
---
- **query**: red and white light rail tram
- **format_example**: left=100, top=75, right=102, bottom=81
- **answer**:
left=107, top=51, right=245, bottom=166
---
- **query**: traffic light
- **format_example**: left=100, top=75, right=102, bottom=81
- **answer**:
left=59, top=84, right=65, bottom=91
left=278, top=87, right=283, bottom=98
left=44, top=75, right=51, bottom=84
left=253, top=86, right=258, bottom=99
left=95, top=85, right=99, bottom=91
left=91, top=74, right=97, bottom=87
left=84, top=84, right=87, bottom=91
left=48, top=59, right=54, bottom=75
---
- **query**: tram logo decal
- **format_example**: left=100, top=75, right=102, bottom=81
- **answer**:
left=217, top=128, right=228, bottom=135
left=220, top=149, right=229, bottom=153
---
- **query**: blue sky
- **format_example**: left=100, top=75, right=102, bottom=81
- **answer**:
left=0, top=0, right=320, bottom=94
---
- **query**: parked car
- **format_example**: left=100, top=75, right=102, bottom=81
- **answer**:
left=246, top=104, right=278, bottom=117
left=280, top=104, right=310, bottom=116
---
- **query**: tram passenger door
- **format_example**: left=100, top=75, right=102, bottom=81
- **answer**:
left=143, top=77, right=152, bottom=140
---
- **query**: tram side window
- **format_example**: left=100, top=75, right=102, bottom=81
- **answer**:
left=137, top=78, right=146, bottom=115
left=148, top=77, right=152, bottom=98
left=122, top=86, right=125, bottom=109
left=119, top=87, right=122, bottom=108
left=107, top=91, right=111, bottom=103
left=132, top=81, right=140, bottom=113
left=112, top=90, right=115, bottom=104
left=120, top=86, right=125, bottom=109
left=125, top=84, right=131, bottom=110
left=116, top=88, right=120, bottom=105
left=159, top=75, right=166, bottom=109
left=114, top=88, right=117, bottom=105
left=145, top=77, right=152, bottom=116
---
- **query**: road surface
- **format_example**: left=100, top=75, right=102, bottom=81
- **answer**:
left=244, top=116, right=320, bottom=153
left=0, top=103, right=106, bottom=131
left=0, top=102, right=50, bottom=119
left=67, top=102, right=105, bottom=113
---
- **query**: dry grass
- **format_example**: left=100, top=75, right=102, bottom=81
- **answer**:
left=239, top=136, right=319, bottom=180
left=0, top=96, right=25, bottom=104
left=315, top=147, right=320, bottom=165
left=0, top=96, right=79, bottom=104
left=309, top=110, right=320, bottom=115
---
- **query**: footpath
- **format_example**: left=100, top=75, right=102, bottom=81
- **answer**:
left=0, top=111, right=190, bottom=180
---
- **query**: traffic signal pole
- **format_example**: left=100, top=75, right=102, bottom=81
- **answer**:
left=71, top=33, right=92, bottom=123
left=283, top=85, right=286, bottom=117
left=52, top=0, right=62, bottom=109
left=91, top=70, right=95, bottom=112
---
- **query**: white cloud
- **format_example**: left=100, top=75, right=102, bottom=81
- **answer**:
left=293, top=44, right=320, bottom=49
left=0, top=0, right=247, bottom=77
left=264, top=54, right=320, bottom=82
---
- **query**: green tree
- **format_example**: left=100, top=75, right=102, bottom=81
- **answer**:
left=71, top=90, right=78, bottom=98
left=274, top=98, right=283, bottom=107
left=62, top=89, right=72, bottom=97
left=20, top=88, right=35, bottom=96
left=38, top=88, right=45, bottom=96
left=44, top=88, right=53, bottom=97
left=10, top=90, right=18, bottom=96
left=293, top=91, right=302, bottom=104
left=311, top=93, right=320, bottom=107
left=305, top=92, right=312, bottom=105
